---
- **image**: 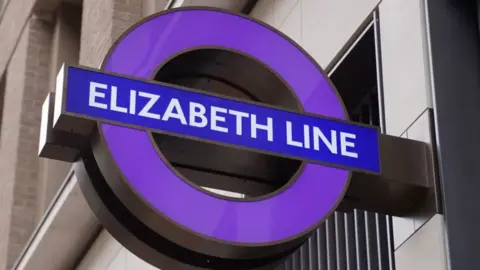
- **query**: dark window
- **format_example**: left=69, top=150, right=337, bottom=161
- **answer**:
left=330, top=25, right=380, bottom=127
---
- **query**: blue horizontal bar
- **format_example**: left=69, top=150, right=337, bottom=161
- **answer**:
left=64, top=66, right=381, bottom=173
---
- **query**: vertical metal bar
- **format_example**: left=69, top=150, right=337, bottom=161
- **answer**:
left=345, top=212, right=358, bottom=270
left=309, top=230, right=320, bottom=270
left=365, top=212, right=379, bottom=270
left=335, top=212, right=347, bottom=270
left=326, top=217, right=337, bottom=270
left=285, top=255, right=294, bottom=270
left=386, top=216, right=396, bottom=270
left=355, top=210, right=368, bottom=270
left=367, top=96, right=374, bottom=126
left=373, top=9, right=386, bottom=132
left=376, top=214, right=390, bottom=270
left=292, top=249, right=301, bottom=270
left=300, top=241, right=309, bottom=270
left=318, top=224, right=328, bottom=270
left=370, top=91, right=380, bottom=126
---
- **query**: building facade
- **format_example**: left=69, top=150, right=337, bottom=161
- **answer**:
left=0, top=0, right=478, bottom=269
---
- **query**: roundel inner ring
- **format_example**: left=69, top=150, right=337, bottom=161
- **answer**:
left=151, top=47, right=304, bottom=201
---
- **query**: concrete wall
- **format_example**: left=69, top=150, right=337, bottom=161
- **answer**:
left=78, top=230, right=158, bottom=270
left=0, top=0, right=81, bottom=268
left=37, top=2, right=81, bottom=221
left=250, top=0, right=379, bottom=70
left=378, top=0, right=447, bottom=269
left=79, top=188, right=245, bottom=269
left=0, top=16, right=54, bottom=270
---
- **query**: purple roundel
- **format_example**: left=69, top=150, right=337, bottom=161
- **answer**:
left=101, top=8, right=350, bottom=244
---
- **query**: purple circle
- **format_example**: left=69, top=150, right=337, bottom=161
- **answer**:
left=101, top=9, right=349, bottom=244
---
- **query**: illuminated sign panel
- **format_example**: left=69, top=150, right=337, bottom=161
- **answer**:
left=62, top=66, right=380, bottom=173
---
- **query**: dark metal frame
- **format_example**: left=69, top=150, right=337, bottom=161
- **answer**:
left=424, top=0, right=480, bottom=269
